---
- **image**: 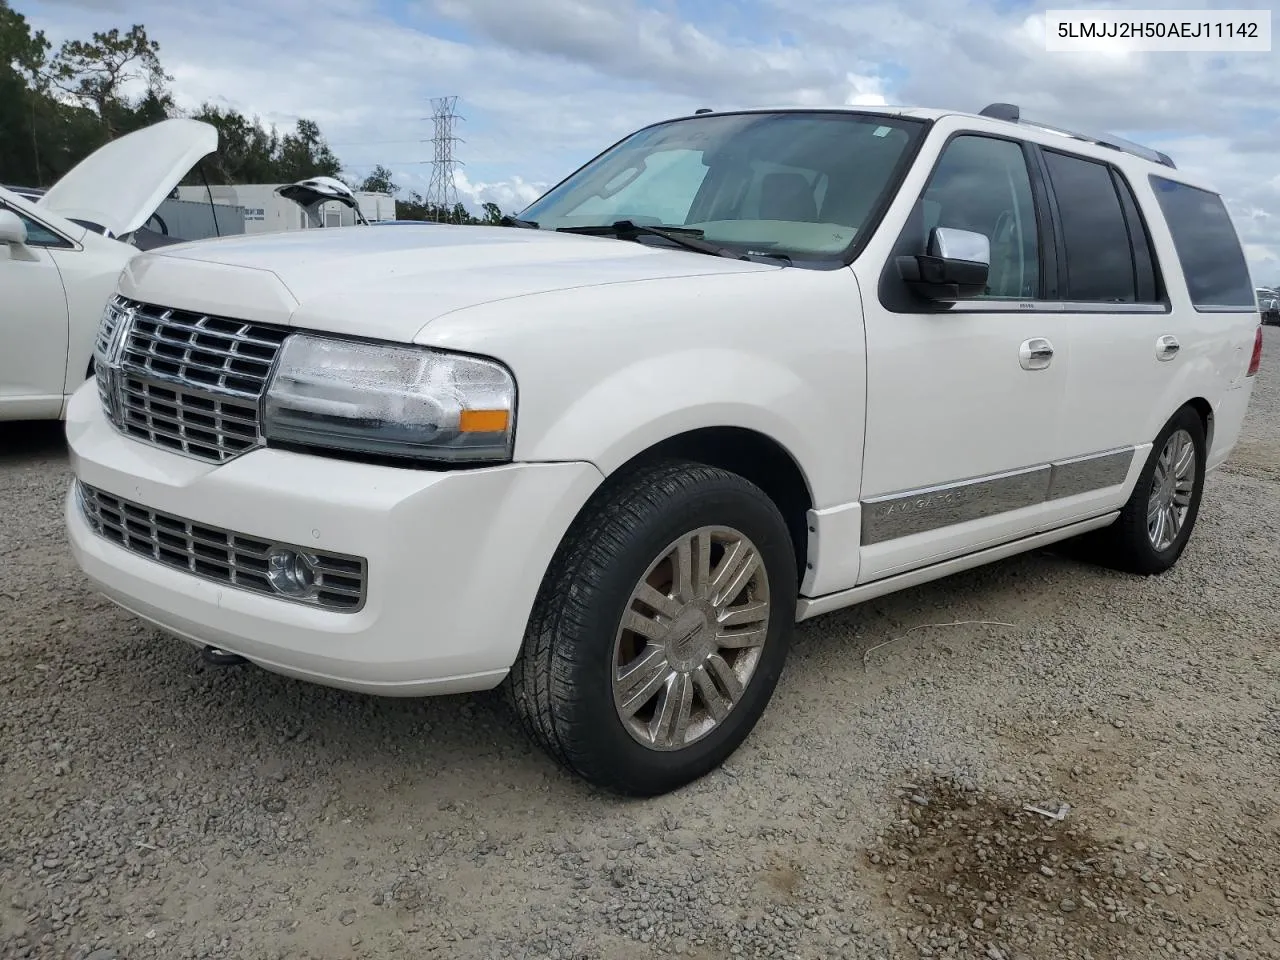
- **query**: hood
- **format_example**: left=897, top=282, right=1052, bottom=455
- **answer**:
left=120, top=224, right=779, bottom=342
left=37, top=118, right=217, bottom=238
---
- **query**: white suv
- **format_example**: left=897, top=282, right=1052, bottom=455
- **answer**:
left=65, top=103, right=1263, bottom=796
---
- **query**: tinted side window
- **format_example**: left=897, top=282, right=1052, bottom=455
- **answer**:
left=21, top=214, right=67, bottom=247
left=1042, top=150, right=1137, bottom=302
left=1, top=205, right=69, bottom=248
left=1149, top=176, right=1254, bottom=309
left=923, top=135, right=1040, bottom=299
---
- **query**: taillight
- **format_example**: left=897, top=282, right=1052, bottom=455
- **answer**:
left=1247, top=325, right=1262, bottom=377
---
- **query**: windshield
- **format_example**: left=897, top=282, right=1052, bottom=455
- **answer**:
left=520, top=111, right=925, bottom=261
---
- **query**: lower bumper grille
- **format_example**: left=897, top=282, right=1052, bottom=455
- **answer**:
left=76, top=482, right=367, bottom=612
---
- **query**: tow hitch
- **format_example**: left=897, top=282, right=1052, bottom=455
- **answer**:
left=201, top=645, right=250, bottom=667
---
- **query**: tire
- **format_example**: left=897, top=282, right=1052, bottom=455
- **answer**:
left=1079, top=406, right=1206, bottom=575
left=506, top=459, right=798, bottom=797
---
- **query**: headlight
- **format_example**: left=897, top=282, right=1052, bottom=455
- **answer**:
left=262, top=335, right=516, bottom=463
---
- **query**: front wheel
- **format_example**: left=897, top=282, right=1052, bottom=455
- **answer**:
left=506, top=460, right=798, bottom=796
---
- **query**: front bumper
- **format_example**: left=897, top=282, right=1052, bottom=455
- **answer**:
left=64, top=382, right=604, bottom=696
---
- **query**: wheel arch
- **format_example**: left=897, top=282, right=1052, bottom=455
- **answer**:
left=517, top=357, right=850, bottom=583
left=610, top=426, right=815, bottom=575
left=1184, top=396, right=1214, bottom=452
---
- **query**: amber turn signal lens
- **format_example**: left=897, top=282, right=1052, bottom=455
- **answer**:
left=459, top=409, right=510, bottom=433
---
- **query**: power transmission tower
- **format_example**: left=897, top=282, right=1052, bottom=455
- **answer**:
left=424, top=96, right=464, bottom=222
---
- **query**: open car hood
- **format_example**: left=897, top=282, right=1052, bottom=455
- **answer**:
left=37, top=118, right=217, bottom=238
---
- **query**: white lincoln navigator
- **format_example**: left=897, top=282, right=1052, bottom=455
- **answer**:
left=65, top=103, right=1264, bottom=796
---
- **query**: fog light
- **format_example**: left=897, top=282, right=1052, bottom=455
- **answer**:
left=266, top=547, right=321, bottom=599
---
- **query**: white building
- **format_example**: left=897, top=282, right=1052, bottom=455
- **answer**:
left=174, top=183, right=397, bottom=235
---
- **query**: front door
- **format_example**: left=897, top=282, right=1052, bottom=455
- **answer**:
left=0, top=204, right=71, bottom=419
left=856, top=131, right=1068, bottom=582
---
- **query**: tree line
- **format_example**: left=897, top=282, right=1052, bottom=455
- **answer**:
left=0, top=2, right=508, bottom=223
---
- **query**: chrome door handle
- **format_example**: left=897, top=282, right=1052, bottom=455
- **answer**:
left=1156, top=335, right=1181, bottom=361
left=1019, top=337, right=1054, bottom=371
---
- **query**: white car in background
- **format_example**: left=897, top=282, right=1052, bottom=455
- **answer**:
left=0, top=118, right=217, bottom=422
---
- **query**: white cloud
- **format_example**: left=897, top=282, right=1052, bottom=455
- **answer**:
left=452, top=170, right=547, bottom=213
left=1244, top=244, right=1277, bottom=265
left=844, top=72, right=887, bottom=106
left=18, top=0, right=1279, bottom=279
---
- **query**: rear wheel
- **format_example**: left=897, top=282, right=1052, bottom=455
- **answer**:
left=506, top=460, right=797, bottom=796
left=1078, top=406, right=1206, bottom=575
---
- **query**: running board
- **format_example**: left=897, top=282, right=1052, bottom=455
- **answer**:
left=795, top=512, right=1119, bottom=621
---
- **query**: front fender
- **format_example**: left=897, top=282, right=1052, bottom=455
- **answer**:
left=52, top=242, right=135, bottom=397
left=417, top=268, right=868, bottom=510
left=525, top=347, right=833, bottom=494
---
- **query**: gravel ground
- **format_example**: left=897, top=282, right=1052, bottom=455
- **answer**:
left=2, top=335, right=1277, bottom=960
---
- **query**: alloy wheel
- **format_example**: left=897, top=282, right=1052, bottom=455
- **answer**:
left=611, top=526, right=771, bottom=751
left=1147, top=428, right=1196, bottom=551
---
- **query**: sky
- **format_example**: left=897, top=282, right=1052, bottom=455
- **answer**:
left=17, top=0, right=1280, bottom=283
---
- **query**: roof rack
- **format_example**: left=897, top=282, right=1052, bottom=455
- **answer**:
left=977, top=102, right=1176, bottom=169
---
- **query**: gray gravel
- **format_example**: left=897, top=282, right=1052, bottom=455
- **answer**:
left=2, top=333, right=1278, bottom=960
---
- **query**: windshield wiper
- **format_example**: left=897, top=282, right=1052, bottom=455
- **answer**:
left=500, top=215, right=540, bottom=229
left=557, top=220, right=742, bottom=259
left=744, top=251, right=792, bottom=265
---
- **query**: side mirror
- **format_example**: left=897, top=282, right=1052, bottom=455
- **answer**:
left=0, top=209, right=29, bottom=246
left=896, top=226, right=990, bottom=301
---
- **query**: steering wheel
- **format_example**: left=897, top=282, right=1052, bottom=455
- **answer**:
left=144, top=212, right=169, bottom=235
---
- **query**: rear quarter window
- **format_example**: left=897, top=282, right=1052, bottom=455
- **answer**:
left=1148, top=176, right=1254, bottom=310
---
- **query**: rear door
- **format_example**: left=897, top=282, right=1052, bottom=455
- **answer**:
left=1025, top=147, right=1169, bottom=526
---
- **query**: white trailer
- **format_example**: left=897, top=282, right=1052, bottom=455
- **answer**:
left=175, top=183, right=397, bottom=234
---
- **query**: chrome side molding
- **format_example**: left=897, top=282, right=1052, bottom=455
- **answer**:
left=860, top=446, right=1136, bottom=545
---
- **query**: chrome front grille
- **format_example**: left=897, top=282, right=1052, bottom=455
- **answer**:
left=77, top=482, right=367, bottom=612
left=115, top=376, right=261, bottom=461
left=95, top=297, right=290, bottom=463
left=93, top=299, right=125, bottom=412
